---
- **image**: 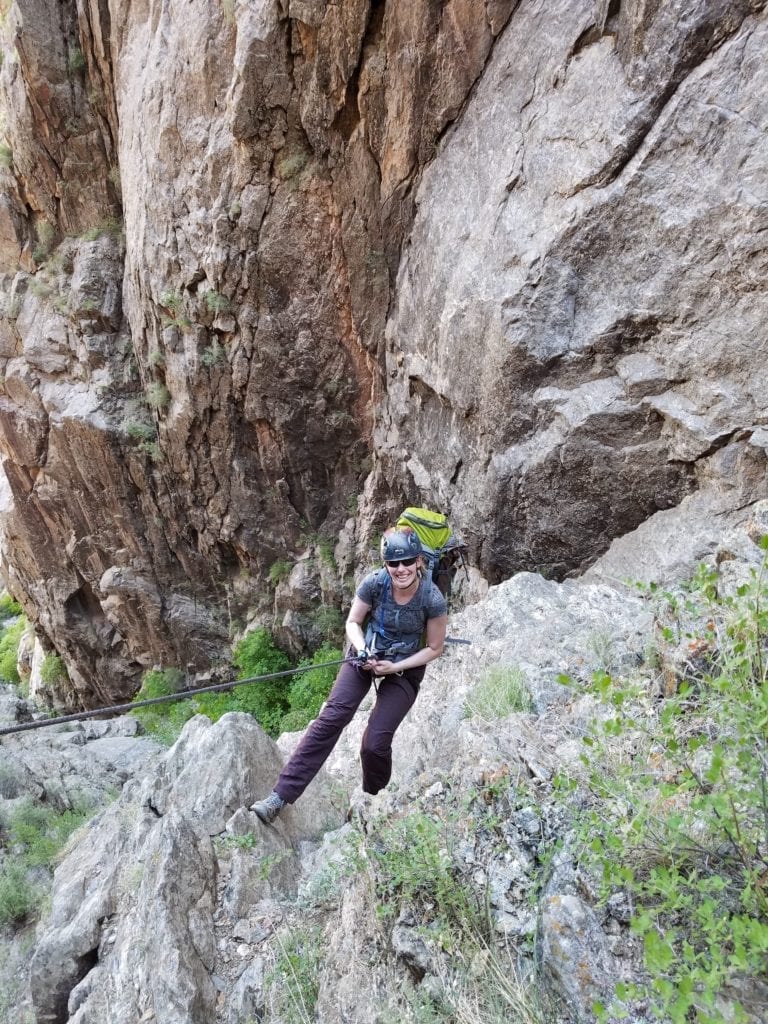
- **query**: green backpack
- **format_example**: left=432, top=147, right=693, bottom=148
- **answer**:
left=395, top=507, right=467, bottom=598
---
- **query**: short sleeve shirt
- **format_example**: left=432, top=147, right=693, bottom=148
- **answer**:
left=357, top=570, right=447, bottom=645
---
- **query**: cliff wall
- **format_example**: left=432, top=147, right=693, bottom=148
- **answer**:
left=0, top=0, right=766, bottom=706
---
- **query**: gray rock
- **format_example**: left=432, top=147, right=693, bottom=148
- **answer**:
left=537, top=894, right=617, bottom=1022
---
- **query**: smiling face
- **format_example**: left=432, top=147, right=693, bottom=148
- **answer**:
left=385, top=555, right=422, bottom=591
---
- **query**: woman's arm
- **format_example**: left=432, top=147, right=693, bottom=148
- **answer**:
left=345, top=595, right=372, bottom=653
left=367, top=613, right=448, bottom=676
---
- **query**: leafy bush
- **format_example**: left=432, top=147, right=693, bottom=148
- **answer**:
left=131, top=631, right=330, bottom=742
left=32, top=221, right=55, bottom=262
left=204, top=290, right=230, bottom=314
left=310, top=605, right=344, bottom=642
left=232, top=629, right=292, bottom=736
left=6, top=800, right=91, bottom=869
left=0, top=617, right=25, bottom=684
left=145, top=382, right=170, bottom=409
left=562, top=554, right=768, bottom=1024
left=0, top=862, right=36, bottom=926
left=0, top=593, right=21, bottom=619
left=279, top=644, right=341, bottom=733
left=0, top=798, right=94, bottom=926
left=131, top=667, right=193, bottom=744
left=40, top=653, right=67, bottom=686
left=268, top=560, right=293, bottom=587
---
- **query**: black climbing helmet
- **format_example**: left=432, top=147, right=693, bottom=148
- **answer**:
left=380, top=527, right=422, bottom=563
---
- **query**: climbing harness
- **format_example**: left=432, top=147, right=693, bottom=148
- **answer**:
left=0, top=639, right=472, bottom=738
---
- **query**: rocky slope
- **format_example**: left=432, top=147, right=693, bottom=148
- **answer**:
left=1, top=0, right=767, bottom=708
left=2, top=495, right=765, bottom=1024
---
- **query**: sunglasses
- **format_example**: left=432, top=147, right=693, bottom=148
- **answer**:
left=385, top=556, right=418, bottom=568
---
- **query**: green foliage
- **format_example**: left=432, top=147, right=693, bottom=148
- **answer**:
left=6, top=800, right=90, bottom=869
left=131, top=667, right=192, bottom=744
left=0, top=142, right=12, bottom=169
left=0, top=863, right=36, bottom=926
left=367, top=810, right=486, bottom=940
left=0, top=798, right=94, bottom=925
left=464, top=664, right=532, bottom=720
left=266, top=925, right=323, bottom=1024
left=200, top=342, right=226, bottom=367
left=279, top=644, right=340, bottom=733
left=39, top=653, right=67, bottom=686
left=232, top=629, right=291, bottom=736
left=32, top=221, right=55, bottom=263
left=80, top=217, right=122, bottom=241
left=317, top=537, right=337, bottom=570
left=158, top=290, right=191, bottom=330
left=275, top=148, right=310, bottom=182
left=131, top=632, right=332, bottom=742
left=0, top=617, right=25, bottom=684
left=123, top=420, right=156, bottom=442
left=310, top=605, right=344, bottom=642
left=216, top=831, right=257, bottom=851
left=566, top=558, right=768, bottom=1023
left=0, top=593, right=21, bottom=619
left=67, top=47, right=86, bottom=73
left=204, top=290, right=230, bottom=315
left=145, top=382, right=170, bottom=409
left=268, top=559, right=293, bottom=587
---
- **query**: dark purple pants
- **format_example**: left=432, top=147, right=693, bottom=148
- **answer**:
left=274, top=656, right=425, bottom=803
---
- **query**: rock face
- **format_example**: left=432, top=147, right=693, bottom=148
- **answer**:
left=0, top=0, right=517, bottom=704
left=27, top=712, right=345, bottom=1024
left=0, top=0, right=767, bottom=704
left=379, top=0, right=768, bottom=579
left=21, top=500, right=768, bottom=1024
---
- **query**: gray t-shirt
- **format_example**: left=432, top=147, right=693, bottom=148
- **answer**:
left=357, top=569, right=447, bottom=658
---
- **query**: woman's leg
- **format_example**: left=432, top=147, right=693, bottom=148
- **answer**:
left=360, top=675, right=418, bottom=795
left=274, top=660, right=372, bottom=803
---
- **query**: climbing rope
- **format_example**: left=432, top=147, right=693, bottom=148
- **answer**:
left=0, top=638, right=472, bottom=738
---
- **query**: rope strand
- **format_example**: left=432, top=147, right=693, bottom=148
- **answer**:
left=0, top=639, right=472, bottom=738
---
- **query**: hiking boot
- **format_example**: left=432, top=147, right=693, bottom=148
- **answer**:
left=251, top=791, right=285, bottom=824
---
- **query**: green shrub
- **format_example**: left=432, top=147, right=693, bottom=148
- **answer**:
left=131, top=667, right=191, bottom=743
left=204, top=290, right=230, bottom=315
left=145, top=382, right=170, bottom=409
left=0, top=862, right=36, bottom=925
left=268, top=560, right=292, bottom=587
left=310, top=605, right=344, bottom=642
left=366, top=809, right=486, bottom=942
left=201, top=342, right=226, bottom=367
left=562, top=555, right=768, bottom=1024
left=0, top=798, right=96, bottom=927
left=279, top=644, right=341, bottom=733
left=0, top=142, right=12, bottom=169
left=7, top=800, right=90, bottom=868
left=123, top=421, right=156, bottom=442
left=32, top=221, right=55, bottom=262
left=0, top=593, right=21, bottom=618
left=40, top=653, right=67, bottom=686
left=266, top=925, right=323, bottom=1024
left=0, top=617, right=25, bottom=683
left=465, top=664, right=532, bottom=719
left=232, top=629, right=292, bottom=736
left=317, top=538, right=337, bottom=569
